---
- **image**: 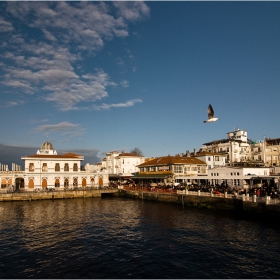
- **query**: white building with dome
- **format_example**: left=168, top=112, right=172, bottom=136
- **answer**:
left=0, top=142, right=108, bottom=191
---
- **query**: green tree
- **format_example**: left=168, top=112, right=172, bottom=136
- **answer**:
left=130, top=147, right=143, bottom=156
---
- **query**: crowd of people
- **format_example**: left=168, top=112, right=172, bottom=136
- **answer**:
left=112, top=179, right=280, bottom=199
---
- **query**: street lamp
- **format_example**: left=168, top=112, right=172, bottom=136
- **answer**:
left=263, top=135, right=266, bottom=166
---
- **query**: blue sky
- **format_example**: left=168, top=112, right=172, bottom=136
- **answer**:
left=0, top=1, right=279, bottom=167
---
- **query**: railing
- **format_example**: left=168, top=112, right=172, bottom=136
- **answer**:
left=176, top=189, right=280, bottom=204
left=177, top=189, right=234, bottom=198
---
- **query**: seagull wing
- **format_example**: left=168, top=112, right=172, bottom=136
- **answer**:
left=208, top=104, right=214, bottom=119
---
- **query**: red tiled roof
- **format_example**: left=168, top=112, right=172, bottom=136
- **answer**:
left=137, top=155, right=206, bottom=167
left=116, top=152, right=143, bottom=158
left=22, top=153, right=83, bottom=159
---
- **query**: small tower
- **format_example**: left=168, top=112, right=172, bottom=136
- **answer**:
left=37, top=141, right=57, bottom=155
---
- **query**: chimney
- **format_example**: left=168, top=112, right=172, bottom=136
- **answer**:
left=194, top=148, right=196, bottom=155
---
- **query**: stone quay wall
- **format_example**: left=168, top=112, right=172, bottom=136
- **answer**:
left=0, top=189, right=118, bottom=202
left=2, top=188, right=280, bottom=218
left=118, top=189, right=280, bottom=217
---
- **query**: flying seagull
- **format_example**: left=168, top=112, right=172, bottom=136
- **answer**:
left=204, top=104, right=219, bottom=123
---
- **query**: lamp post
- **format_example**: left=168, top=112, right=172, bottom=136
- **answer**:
left=263, top=135, right=266, bottom=167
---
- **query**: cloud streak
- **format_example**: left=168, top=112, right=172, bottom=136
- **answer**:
left=94, top=99, right=142, bottom=110
left=33, top=121, right=86, bottom=141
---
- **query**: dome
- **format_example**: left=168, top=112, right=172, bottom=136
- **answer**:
left=41, top=141, right=54, bottom=151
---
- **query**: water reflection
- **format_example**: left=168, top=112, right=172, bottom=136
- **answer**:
left=0, top=197, right=280, bottom=278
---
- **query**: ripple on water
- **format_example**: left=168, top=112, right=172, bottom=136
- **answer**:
left=0, top=198, right=280, bottom=279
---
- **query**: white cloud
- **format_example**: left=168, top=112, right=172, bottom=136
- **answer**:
left=42, top=28, right=57, bottom=41
left=0, top=100, right=24, bottom=108
left=43, top=69, right=116, bottom=111
left=1, top=2, right=148, bottom=111
left=120, top=79, right=129, bottom=88
left=34, top=121, right=79, bottom=132
left=34, top=121, right=86, bottom=140
left=113, top=2, right=150, bottom=21
left=2, top=80, right=31, bottom=90
left=94, top=99, right=142, bottom=110
left=0, top=17, right=14, bottom=32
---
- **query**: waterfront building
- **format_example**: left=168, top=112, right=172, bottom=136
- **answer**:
left=135, top=155, right=207, bottom=185
left=0, top=142, right=108, bottom=191
left=185, top=166, right=279, bottom=189
left=192, top=151, right=226, bottom=169
left=200, top=128, right=252, bottom=165
left=102, top=150, right=146, bottom=180
left=251, top=137, right=280, bottom=168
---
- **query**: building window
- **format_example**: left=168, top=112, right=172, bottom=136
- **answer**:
left=55, top=178, right=60, bottom=188
left=29, top=163, right=34, bottom=172
left=64, top=178, right=69, bottom=187
left=64, top=163, right=69, bottom=171
left=73, top=163, right=78, bottom=171
left=208, top=157, right=211, bottom=161
left=1, top=179, right=7, bottom=189
left=55, top=163, right=60, bottom=172
left=174, top=165, right=183, bottom=173
left=42, top=163, right=48, bottom=172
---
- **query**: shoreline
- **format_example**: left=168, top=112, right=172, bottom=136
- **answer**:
left=1, top=188, right=280, bottom=218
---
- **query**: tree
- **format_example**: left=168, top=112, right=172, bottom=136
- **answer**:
left=130, top=147, right=143, bottom=156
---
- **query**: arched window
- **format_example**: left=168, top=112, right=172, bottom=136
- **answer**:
left=29, top=179, right=34, bottom=189
left=64, top=163, right=69, bottom=171
left=82, top=178, right=87, bottom=187
left=42, top=178, right=47, bottom=188
left=64, top=178, right=69, bottom=187
left=73, top=178, right=78, bottom=187
left=42, top=163, right=48, bottom=172
left=29, top=163, right=34, bottom=171
left=99, top=177, right=103, bottom=187
left=91, top=177, right=95, bottom=187
left=55, top=178, right=60, bottom=188
left=55, top=163, right=60, bottom=171
left=1, top=179, right=7, bottom=189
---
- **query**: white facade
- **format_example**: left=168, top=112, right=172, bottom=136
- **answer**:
left=115, top=152, right=146, bottom=176
left=193, top=152, right=226, bottom=169
left=103, top=151, right=146, bottom=177
left=207, top=166, right=270, bottom=177
left=200, top=129, right=250, bottom=165
left=0, top=142, right=108, bottom=191
left=104, top=151, right=120, bottom=174
left=188, top=166, right=273, bottom=189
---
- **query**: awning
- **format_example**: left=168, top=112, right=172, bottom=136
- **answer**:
left=133, top=174, right=171, bottom=179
